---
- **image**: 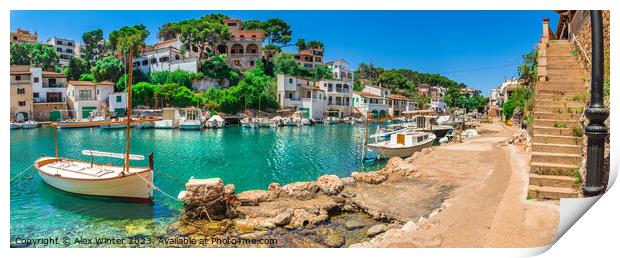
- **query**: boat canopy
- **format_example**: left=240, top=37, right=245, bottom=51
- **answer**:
left=208, top=115, right=224, bottom=122
left=81, top=150, right=145, bottom=160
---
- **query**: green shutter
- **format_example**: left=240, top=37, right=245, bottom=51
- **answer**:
left=116, top=95, right=122, bottom=102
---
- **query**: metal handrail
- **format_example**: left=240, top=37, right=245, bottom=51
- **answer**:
left=571, top=33, right=591, bottom=65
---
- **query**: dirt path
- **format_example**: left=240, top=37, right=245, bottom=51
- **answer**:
left=353, top=123, right=559, bottom=248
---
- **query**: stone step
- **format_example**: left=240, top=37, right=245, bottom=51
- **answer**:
left=528, top=185, right=578, bottom=200
left=534, top=106, right=584, bottom=115
left=531, top=152, right=581, bottom=166
left=533, top=126, right=576, bottom=136
left=532, top=143, right=581, bottom=154
left=536, top=89, right=587, bottom=95
left=546, top=64, right=582, bottom=69
left=529, top=173, right=578, bottom=188
left=547, top=78, right=586, bottom=83
left=533, top=119, right=580, bottom=128
left=533, top=112, right=581, bottom=120
left=546, top=73, right=584, bottom=79
left=532, top=134, right=581, bottom=145
left=535, top=101, right=585, bottom=108
left=530, top=161, right=580, bottom=176
left=536, top=93, right=587, bottom=100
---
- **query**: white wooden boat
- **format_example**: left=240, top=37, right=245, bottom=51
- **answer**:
left=10, top=123, right=22, bottom=130
left=154, top=108, right=180, bottom=129
left=57, top=115, right=106, bottom=129
left=365, top=131, right=435, bottom=160
left=33, top=49, right=160, bottom=203
left=323, top=116, right=340, bottom=124
left=21, top=120, right=39, bottom=129
left=179, top=108, right=204, bottom=130
left=34, top=152, right=153, bottom=201
left=206, top=115, right=225, bottom=128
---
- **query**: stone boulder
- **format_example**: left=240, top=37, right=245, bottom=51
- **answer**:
left=273, top=211, right=293, bottom=226
left=316, top=174, right=344, bottom=195
left=367, top=224, right=388, bottom=237
left=180, top=178, right=230, bottom=220
left=380, top=157, right=420, bottom=179
left=267, top=183, right=281, bottom=200
left=351, top=171, right=388, bottom=184
left=279, top=182, right=319, bottom=200
left=237, top=190, right=269, bottom=206
left=289, top=208, right=329, bottom=228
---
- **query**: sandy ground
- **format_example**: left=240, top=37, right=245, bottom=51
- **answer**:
left=361, top=122, right=559, bottom=248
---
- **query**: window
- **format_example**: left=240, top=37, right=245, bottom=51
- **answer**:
left=250, top=60, right=255, bottom=66
left=234, top=60, right=241, bottom=66
left=33, top=92, right=39, bottom=98
left=116, top=95, right=122, bottom=103
left=328, top=84, right=333, bottom=92
left=66, top=49, right=73, bottom=53
left=56, top=40, right=62, bottom=45
left=159, top=56, right=169, bottom=62
left=15, top=75, right=21, bottom=81
left=306, top=92, right=311, bottom=98
left=78, top=90, right=92, bottom=100
left=18, top=101, right=26, bottom=106
left=150, top=58, right=157, bottom=64
left=34, top=77, right=39, bottom=83
left=142, top=60, right=148, bottom=65
left=288, top=93, right=293, bottom=99
left=227, top=22, right=237, bottom=26
left=68, top=42, right=73, bottom=47
left=96, top=89, right=99, bottom=95
left=288, top=78, right=293, bottom=84
left=17, top=88, right=25, bottom=94
left=57, top=47, right=62, bottom=52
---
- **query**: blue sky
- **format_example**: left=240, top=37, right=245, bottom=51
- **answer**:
left=11, top=10, right=558, bottom=96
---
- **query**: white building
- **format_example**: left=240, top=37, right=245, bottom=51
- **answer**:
left=352, top=85, right=391, bottom=118
left=318, top=79, right=353, bottom=118
left=326, top=59, right=354, bottom=83
left=46, top=37, right=76, bottom=66
left=108, top=92, right=128, bottom=116
left=386, top=94, right=416, bottom=117
left=66, top=81, right=115, bottom=119
left=32, top=71, right=67, bottom=103
left=133, top=39, right=199, bottom=74
left=276, top=74, right=328, bottom=120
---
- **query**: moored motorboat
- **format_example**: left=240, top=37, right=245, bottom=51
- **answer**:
left=179, top=108, right=204, bottom=130
left=21, top=120, right=39, bottom=129
left=206, top=115, right=225, bottom=128
left=154, top=108, right=181, bottom=129
left=365, top=131, right=435, bottom=160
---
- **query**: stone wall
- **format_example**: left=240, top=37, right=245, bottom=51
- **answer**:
left=572, top=10, right=611, bottom=81
left=32, top=102, right=66, bottom=122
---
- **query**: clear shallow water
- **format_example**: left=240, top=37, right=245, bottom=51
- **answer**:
left=10, top=124, right=385, bottom=244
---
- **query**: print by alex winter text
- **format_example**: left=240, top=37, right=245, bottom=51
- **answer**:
left=9, top=10, right=611, bottom=248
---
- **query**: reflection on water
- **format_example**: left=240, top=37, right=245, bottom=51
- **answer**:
left=11, top=124, right=386, bottom=242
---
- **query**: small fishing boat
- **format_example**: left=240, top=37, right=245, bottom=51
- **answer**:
left=206, top=115, right=225, bottom=128
left=100, top=118, right=133, bottom=129
left=135, top=109, right=161, bottom=129
left=270, top=116, right=285, bottom=127
left=365, top=131, right=436, bottom=160
left=179, top=108, right=204, bottom=130
left=370, top=124, right=410, bottom=140
left=57, top=112, right=106, bottom=129
left=21, top=120, right=39, bottom=129
left=154, top=108, right=181, bottom=129
left=323, top=116, right=340, bottom=124
left=10, top=122, right=22, bottom=130
left=34, top=50, right=160, bottom=202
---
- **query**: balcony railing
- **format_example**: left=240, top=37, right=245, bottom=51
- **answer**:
left=43, top=83, right=65, bottom=88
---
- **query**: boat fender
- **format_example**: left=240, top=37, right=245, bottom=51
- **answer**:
left=177, top=190, right=187, bottom=201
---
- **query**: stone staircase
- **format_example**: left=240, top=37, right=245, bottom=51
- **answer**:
left=528, top=39, right=587, bottom=200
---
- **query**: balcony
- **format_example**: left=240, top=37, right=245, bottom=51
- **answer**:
left=43, top=83, right=65, bottom=88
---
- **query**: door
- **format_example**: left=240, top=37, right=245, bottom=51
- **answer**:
left=81, top=107, right=96, bottom=119
left=49, top=110, right=61, bottom=122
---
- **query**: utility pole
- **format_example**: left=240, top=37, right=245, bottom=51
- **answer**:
left=582, top=10, right=609, bottom=197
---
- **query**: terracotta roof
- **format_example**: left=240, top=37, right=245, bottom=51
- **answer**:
left=69, top=81, right=96, bottom=86
left=69, top=81, right=115, bottom=87
left=387, top=94, right=412, bottom=101
left=154, top=39, right=178, bottom=48
left=42, top=71, right=66, bottom=78
left=354, top=91, right=384, bottom=98
left=10, top=71, right=31, bottom=75
left=97, top=81, right=115, bottom=86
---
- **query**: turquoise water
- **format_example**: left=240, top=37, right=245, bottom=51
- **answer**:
left=10, top=124, right=385, bottom=245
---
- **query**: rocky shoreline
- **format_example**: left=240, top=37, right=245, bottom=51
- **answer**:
left=171, top=147, right=448, bottom=247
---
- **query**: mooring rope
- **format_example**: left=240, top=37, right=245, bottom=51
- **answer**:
left=10, top=164, right=35, bottom=182
left=156, top=171, right=187, bottom=185
left=131, top=170, right=181, bottom=202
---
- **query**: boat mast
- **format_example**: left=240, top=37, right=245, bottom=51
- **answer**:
left=124, top=48, right=134, bottom=173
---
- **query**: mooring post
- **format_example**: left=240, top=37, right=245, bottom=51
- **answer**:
left=148, top=152, right=154, bottom=170
left=582, top=10, right=609, bottom=197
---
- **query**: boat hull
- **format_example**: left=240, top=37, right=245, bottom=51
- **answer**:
left=179, top=123, right=203, bottom=130
left=365, top=139, right=434, bottom=159
left=34, top=158, right=153, bottom=202
left=154, top=120, right=177, bottom=129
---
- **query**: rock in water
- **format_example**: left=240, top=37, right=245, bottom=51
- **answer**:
left=316, top=228, right=345, bottom=248
left=237, top=190, right=269, bottom=206
left=316, top=175, right=344, bottom=195
left=180, top=178, right=232, bottom=220
left=366, top=224, right=388, bottom=237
